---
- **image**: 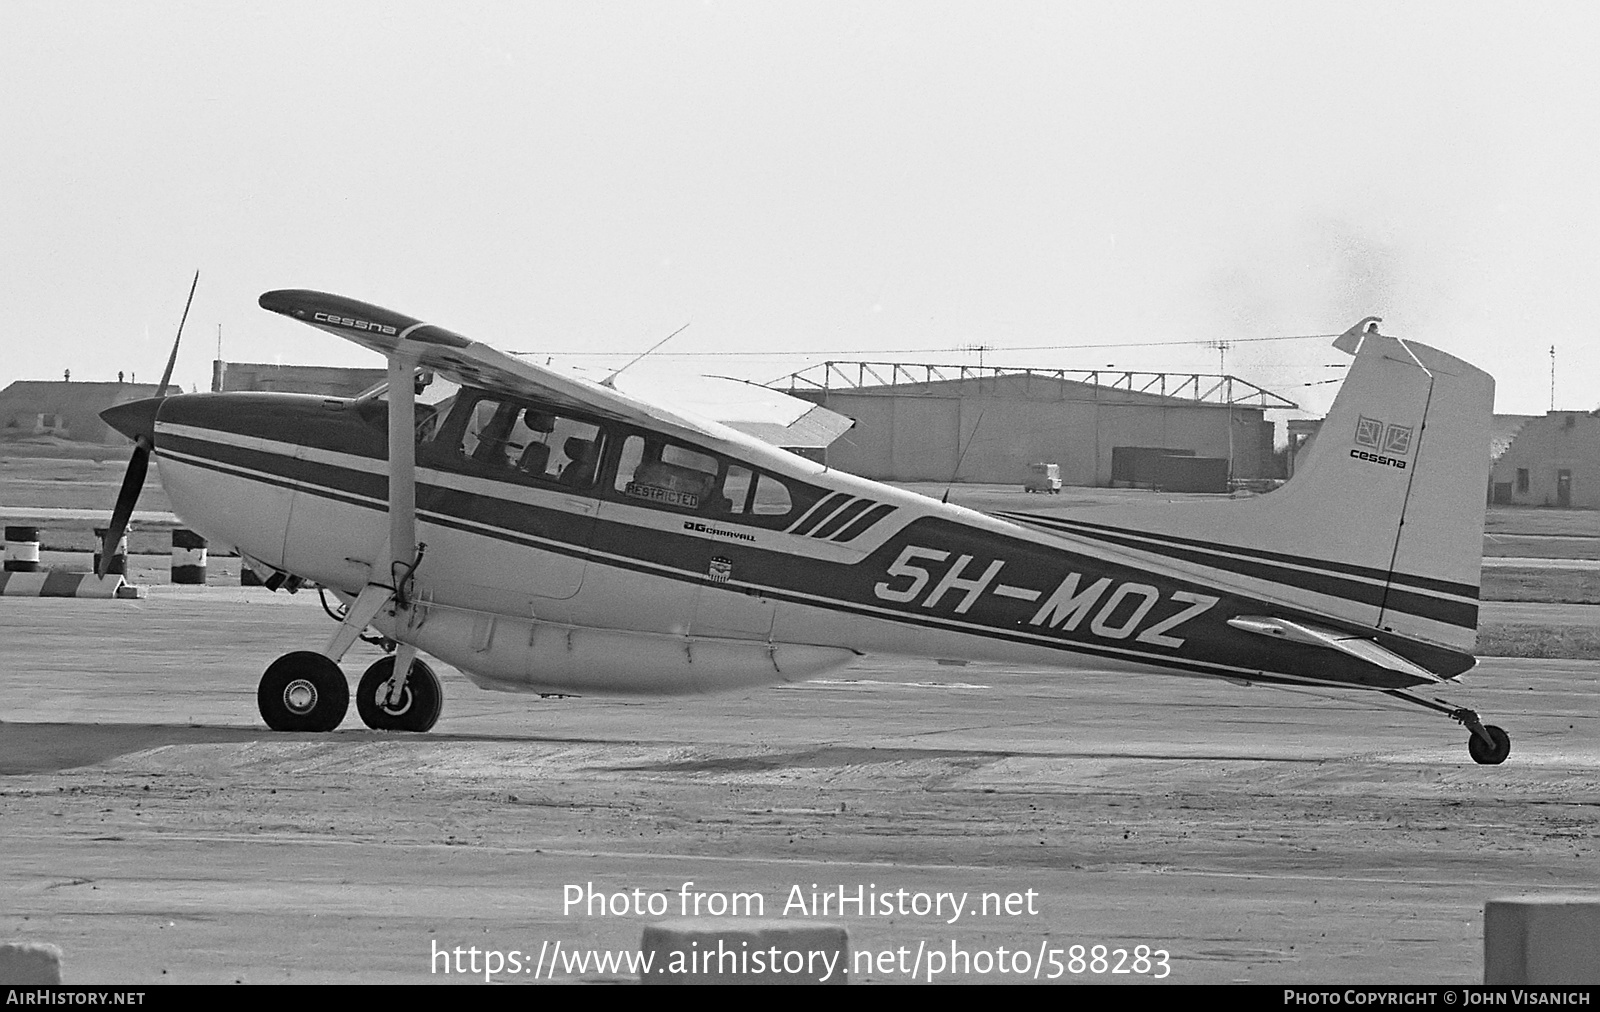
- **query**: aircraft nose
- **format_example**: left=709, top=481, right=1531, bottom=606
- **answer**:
left=100, top=396, right=164, bottom=445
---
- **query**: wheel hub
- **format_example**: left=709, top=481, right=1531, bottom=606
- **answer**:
left=283, top=678, right=319, bottom=714
left=378, top=681, right=413, bottom=715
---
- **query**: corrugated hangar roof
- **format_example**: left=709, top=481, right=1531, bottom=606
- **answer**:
left=770, top=361, right=1297, bottom=409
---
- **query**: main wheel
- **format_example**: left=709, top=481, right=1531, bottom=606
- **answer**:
left=1468, top=724, right=1511, bottom=765
left=258, top=651, right=349, bottom=732
left=356, top=655, right=443, bottom=732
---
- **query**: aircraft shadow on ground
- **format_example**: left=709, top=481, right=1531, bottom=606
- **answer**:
left=613, top=746, right=1004, bottom=773
left=0, top=722, right=1337, bottom=776
left=605, top=745, right=1334, bottom=773
left=0, top=722, right=270, bottom=775
left=0, top=722, right=630, bottom=775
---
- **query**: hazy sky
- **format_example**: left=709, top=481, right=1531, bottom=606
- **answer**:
left=3, top=1, right=1595, bottom=416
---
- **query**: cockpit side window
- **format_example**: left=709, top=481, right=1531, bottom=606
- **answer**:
left=462, top=400, right=522, bottom=466
left=357, top=373, right=458, bottom=446
left=428, top=390, right=606, bottom=489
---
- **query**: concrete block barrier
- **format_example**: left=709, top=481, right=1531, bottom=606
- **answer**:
left=3, top=526, right=41, bottom=572
left=91, top=527, right=128, bottom=576
left=1485, top=895, right=1600, bottom=984
left=0, top=942, right=62, bottom=985
left=640, top=919, right=849, bottom=984
left=0, top=571, right=143, bottom=599
left=172, top=528, right=207, bottom=584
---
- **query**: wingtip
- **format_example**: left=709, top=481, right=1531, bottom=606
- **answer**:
left=258, top=289, right=313, bottom=316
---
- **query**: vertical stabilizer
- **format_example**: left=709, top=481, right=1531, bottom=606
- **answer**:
left=1047, top=319, right=1495, bottom=654
left=1261, top=322, right=1493, bottom=648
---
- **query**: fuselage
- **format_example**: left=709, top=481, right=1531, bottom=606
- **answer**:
left=141, top=389, right=1476, bottom=696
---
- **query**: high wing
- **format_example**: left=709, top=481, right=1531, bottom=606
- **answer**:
left=604, top=372, right=856, bottom=450
left=256, top=290, right=841, bottom=463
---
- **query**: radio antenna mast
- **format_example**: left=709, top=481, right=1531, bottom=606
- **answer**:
left=941, top=406, right=987, bottom=504
left=602, top=321, right=692, bottom=388
left=1550, top=345, right=1556, bottom=410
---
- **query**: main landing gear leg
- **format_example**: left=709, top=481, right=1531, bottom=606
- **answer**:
left=322, top=582, right=396, bottom=663
left=257, top=582, right=394, bottom=733
left=1384, top=689, right=1512, bottom=765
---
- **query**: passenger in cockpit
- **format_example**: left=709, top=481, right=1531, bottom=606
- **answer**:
left=559, top=437, right=598, bottom=487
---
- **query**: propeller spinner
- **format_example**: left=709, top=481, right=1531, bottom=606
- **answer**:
left=95, top=271, right=199, bottom=578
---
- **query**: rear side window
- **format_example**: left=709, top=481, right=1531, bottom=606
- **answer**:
left=617, top=437, right=720, bottom=510
left=611, top=433, right=799, bottom=524
left=750, top=474, right=792, bottom=515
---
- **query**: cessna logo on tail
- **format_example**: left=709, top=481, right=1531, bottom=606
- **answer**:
left=1352, top=415, right=1414, bottom=469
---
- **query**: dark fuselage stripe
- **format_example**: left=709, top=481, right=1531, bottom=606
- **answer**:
left=167, top=431, right=1472, bottom=631
left=157, top=433, right=1466, bottom=687
left=999, top=512, right=1477, bottom=629
left=833, top=502, right=896, bottom=543
left=785, top=491, right=843, bottom=534
left=163, top=446, right=1374, bottom=687
left=810, top=498, right=873, bottom=540
left=788, top=492, right=850, bottom=537
left=1001, top=512, right=1478, bottom=599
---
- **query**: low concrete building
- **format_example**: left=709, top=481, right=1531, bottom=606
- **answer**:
left=1285, top=418, right=1322, bottom=478
left=0, top=380, right=177, bottom=444
left=1490, top=414, right=1540, bottom=465
left=212, top=360, right=386, bottom=397
left=1489, top=409, right=1599, bottom=509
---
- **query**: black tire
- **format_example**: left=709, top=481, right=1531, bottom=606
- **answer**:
left=356, top=655, right=443, bottom=732
left=1468, top=724, right=1511, bottom=765
left=258, top=651, right=349, bottom=732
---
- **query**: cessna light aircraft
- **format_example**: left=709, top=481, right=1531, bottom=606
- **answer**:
left=98, top=290, right=1511, bottom=763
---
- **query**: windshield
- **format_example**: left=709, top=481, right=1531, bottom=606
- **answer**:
left=356, top=371, right=462, bottom=440
left=356, top=370, right=460, bottom=406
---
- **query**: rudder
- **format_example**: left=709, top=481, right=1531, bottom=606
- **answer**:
left=1260, top=319, right=1493, bottom=649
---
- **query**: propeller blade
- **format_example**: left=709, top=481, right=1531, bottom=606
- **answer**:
left=97, top=271, right=197, bottom=578
left=98, top=439, right=149, bottom=578
left=157, top=270, right=199, bottom=396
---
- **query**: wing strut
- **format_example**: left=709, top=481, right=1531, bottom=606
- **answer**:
left=386, top=350, right=420, bottom=602
left=318, top=349, right=427, bottom=705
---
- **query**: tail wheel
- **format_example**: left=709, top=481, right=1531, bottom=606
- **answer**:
left=259, top=651, right=349, bottom=732
left=357, top=655, right=443, bottom=732
left=1468, top=724, right=1511, bottom=765
left=1385, top=693, right=1513, bottom=768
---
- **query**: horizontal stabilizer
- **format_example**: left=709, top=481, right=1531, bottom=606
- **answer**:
left=1227, top=615, right=1443, bottom=683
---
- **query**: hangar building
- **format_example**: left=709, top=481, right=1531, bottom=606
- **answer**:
left=1489, top=409, right=1600, bottom=509
left=774, top=362, right=1295, bottom=487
